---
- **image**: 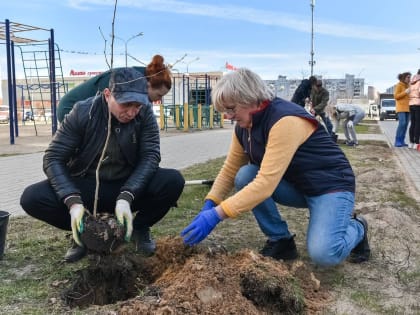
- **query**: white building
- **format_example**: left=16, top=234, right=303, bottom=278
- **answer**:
left=265, top=74, right=367, bottom=106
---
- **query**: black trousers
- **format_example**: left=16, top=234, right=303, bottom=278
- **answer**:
left=409, top=105, right=420, bottom=144
left=20, top=168, right=185, bottom=231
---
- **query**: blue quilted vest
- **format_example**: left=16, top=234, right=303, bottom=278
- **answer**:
left=235, top=97, right=355, bottom=195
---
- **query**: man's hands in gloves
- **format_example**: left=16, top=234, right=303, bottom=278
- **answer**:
left=181, top=207, right=222, bottom=245
left=70, top=203, right=85, bottom=247
left=115, top=199, right=133, bottom=241
left=347, top=120, right=354, bottom=129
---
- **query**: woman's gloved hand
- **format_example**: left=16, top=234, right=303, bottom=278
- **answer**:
left=181, top=207, right=222, bottom=245
left=200, top=199, right=216, bottom=212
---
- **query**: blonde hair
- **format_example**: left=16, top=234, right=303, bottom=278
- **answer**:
left=211, top=68, right=274, bottom=112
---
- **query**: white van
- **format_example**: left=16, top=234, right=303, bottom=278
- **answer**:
left=378, top=94, right=397, bottom=121
left=0, top=105, right=10, bottom=123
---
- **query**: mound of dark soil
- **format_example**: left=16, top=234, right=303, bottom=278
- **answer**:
left=62, top=237, right=330, bottom=314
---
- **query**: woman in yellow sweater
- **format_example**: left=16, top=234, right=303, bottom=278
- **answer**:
left=394, top=72, right=411, bottom=147
left=181, top=68, right=370, bottom=267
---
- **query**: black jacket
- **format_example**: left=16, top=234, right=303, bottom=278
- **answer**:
left=43, top=94, right=161, bottom=201
left=291, top=79, right=312, bottom=107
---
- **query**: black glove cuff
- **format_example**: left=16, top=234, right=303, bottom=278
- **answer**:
left=63, top=195, right=83, bottom=210
left=117, top=191, right=134, bottom=205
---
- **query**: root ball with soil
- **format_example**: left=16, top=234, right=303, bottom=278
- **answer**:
left=80, top=213, right=126, bottom=254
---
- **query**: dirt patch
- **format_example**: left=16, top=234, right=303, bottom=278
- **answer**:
left=319, top=144, right=420, bottom=314
left=62, top=237, right=330, bottom=314
left=55, top=142, right=420, bottom=314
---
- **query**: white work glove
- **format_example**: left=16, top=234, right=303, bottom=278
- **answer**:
left=347, top=120, right=354, bottom=128
left=115, top=199, right=133, bottom=241
left=70, top=203, right=85, bottom=247
left=406, top=88, right=411, bottom=94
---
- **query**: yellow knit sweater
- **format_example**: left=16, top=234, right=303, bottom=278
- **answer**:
left=394, top=81, right=410, bottom=113
left=205, top=116, right=315, bottom=218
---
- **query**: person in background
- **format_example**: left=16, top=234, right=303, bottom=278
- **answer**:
left=291, top=76, right=317, bottom=107
left=181, top=68, right=370, bottom=267
left=20, top=67, right=185, bottom=263
left=393, top=72, right=411, bottom=147
left=331, top=104, right=366, bottom=146
left=310, top=79, right=333, bottom=134
left=408, top=70, right=420, bottom=150
left=57, top=55, right=170, bottom=123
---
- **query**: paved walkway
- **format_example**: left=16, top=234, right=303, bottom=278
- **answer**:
left=0, top=124, right=234, bottom=217
left=0, top=120, right=418, bottom=217
left=378, top=121, right=420, bottom=194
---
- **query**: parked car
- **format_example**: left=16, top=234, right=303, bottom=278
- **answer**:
left=24, top=111, right=34, bottom=121
left=0, top=105, right=10, bottom=123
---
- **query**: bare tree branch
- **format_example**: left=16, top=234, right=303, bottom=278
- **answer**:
left=171, top=53, right=188, bottom=69
left=93, top=0, right=118, bottom=216
left=98, top=26, right=110, bottom=69
left=110, top=0, right=118, bottom=69
left=127, top=53, right=147, bottom=66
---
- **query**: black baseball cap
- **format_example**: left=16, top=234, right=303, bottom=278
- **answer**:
left=109, top=68, right=149, bottom=105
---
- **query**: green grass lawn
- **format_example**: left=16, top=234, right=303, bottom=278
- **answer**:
left=336, top=119, right=381, bottom=134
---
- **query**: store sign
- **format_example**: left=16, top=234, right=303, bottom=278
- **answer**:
left=69, top=70, right=103, bottom=76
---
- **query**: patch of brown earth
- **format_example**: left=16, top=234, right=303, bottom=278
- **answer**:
left=63, top=237, right=330, bottom=314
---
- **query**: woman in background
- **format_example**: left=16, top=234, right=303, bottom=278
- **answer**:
left=408, top=70, right=420, bottom=150
left=57, top=55, right=171, bottom=122
left=393, top=72, right=411, bottom=147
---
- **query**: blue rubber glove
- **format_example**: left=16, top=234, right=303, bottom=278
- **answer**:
left=181, top=207, right=222, bottom=245
left=201, top=199, right=216, bottom=212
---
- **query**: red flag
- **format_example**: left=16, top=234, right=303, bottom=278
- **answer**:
left=225, top=62, right=237, bottom=71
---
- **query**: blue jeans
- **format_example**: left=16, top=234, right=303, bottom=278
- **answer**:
left=235, top=164, right=364, bottom=266
left=321, top=113, right=333, bottom=134
left=395, top=112, right=410, bottom=144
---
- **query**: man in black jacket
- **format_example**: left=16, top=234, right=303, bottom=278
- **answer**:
left=20, top=68, right=185, bottom=263
left=57, top=66, right=145, bottom=123
left=291, top=76, right=317, bottom=107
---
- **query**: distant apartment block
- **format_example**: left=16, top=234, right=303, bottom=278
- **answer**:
left=265, top=74, right=366, bottom=105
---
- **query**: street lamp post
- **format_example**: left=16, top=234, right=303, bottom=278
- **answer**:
left=309, top=0, right=316, bottom=76
left=114, top=32, right=144, bottom=67
left=184, top=57, right=200, bottom=75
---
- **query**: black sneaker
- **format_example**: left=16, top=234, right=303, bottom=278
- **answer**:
left=349, top=215, right=371, bottom=263
left=259, top=235, right=298, bottom=261
left=64, top=241, right=87, bottom=263
left=132, top=227, right=156, bottom=257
